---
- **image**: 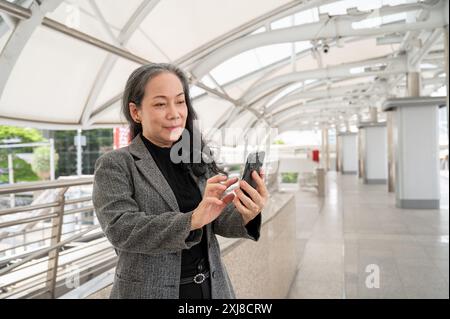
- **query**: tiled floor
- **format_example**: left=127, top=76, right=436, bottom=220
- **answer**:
left=288, top=171, right=449, bottom=299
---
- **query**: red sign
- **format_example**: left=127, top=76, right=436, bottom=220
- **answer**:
left=312, top=149, right=320, bottom=162
left=113, top=127, right=131, bottom=149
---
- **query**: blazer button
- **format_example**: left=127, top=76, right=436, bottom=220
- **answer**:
left=212, top=271, right=216, bottom=279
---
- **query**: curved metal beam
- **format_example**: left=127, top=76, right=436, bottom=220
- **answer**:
left=242, top=56, right=408, bottom=103
left=191, top=0, right=446, bottom=79
left=271, top=102, right=363, bottom=126
left=264, top=83, right=388, bottom=114
left=82, top=0, right=160, bottom=127
left=177, top=0, right=337, bottom=68
left=221, top=56, right=407, bottom=130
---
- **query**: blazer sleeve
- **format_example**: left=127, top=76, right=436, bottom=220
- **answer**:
left=212, top=202, right=261, bottom=241
left=92, top=152, right=203, bottom=255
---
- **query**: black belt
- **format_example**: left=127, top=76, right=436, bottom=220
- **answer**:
left=180, top=270, right=210, bottom=285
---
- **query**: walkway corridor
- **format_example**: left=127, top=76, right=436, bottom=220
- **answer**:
left=288, top=172, right=449, bottom=299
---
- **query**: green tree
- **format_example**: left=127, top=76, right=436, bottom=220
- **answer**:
left=31, top=146, right=59, bottom=180
left=281, top=172, right=298, bottom=183
left=0, top=156, right=39, bottom=183
left=273, top=139, right=285, bottom=145
left=0, top=126, right=45, bottom=183
left=0, top=126, right=44, bottom=143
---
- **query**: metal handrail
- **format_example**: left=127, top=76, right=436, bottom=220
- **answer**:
left=64, top=205, right=94, bottom=216
left=0, top=219, right=88, bottom=241
left=0, top=196, right=92, bottom=217
left=0, top=232, right=106, bottom=275
left=0, top=225, right=100, bottom=277
left=1, top=244, right=113, bottom=288
left=0, top=177, right=93, bottom=195
left=2, top=251, right=117, bottom=299
left=0, top=201, right=60, bottom=217
left=0, top=226, right=99, bottom=255
left=65, top=196, right=92, bottom=205
left=0, top=213, right=60, bottom=229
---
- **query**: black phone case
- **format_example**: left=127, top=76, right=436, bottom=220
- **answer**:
left=240, top=151, right=265, bottom=202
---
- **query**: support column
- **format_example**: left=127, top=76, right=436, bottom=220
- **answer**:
left=336, top=131, right=341, bottom=172
left=358, top=127, right=365, bottom=179
left=338, top=132, right=358, bottom=175
left=383, top=97, right=446, bottom=209
left=358, top=123, right=388, bottom=184
left=321, top=128, right=329, bottom=171
left=369, top=107, right=378, bottom=122
left=407, top=72, right=421, bottom=97
left=387, top=112, right=396, bottom=192
left=444, top=27, right=449, bottom=148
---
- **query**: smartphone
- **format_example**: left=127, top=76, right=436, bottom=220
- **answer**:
left=240, top=151, right=265, bottom=200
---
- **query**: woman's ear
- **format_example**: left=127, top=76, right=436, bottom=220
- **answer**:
left=129, top=102, right=141, bottom=123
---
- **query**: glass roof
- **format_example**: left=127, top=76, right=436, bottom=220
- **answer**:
left=0, top=0, right=447, bottom=140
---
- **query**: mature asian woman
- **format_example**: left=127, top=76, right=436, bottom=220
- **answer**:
left=92, top=63, right=269, bottom=299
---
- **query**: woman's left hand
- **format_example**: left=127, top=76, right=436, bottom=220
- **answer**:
left=233, top=169, right=269, bottom=225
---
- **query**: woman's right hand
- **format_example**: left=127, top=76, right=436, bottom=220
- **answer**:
left=191, top=175, right=238, bottom=230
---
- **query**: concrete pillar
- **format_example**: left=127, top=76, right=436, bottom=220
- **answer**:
left=358, top=128, right=364, bottom=179
left=336, top=132, right=341, bottom=172
left=358, top=123, right=388, bottom=184
left=321, top=128, right=329, bottom=171
left=444, top=27, right=449, bottom=148
left=407, top=72, right=421, bottom=97
left=338, top=132, right=358, bottom=175
left=386, top=71, right=421, bottom=193
left=383, top=97, right=446, bottom=209
left=369, top=107, right=378, bottom=122
left=387, top=112, right=396, bottom=192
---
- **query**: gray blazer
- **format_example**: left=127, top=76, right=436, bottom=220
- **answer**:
left=92, top=134, right=261, bottom=299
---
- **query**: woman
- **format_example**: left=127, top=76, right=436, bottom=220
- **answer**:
left=92, top=63, right=269, bottom=299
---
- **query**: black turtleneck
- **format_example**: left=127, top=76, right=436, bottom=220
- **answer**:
left=140, top=134, right=208, bottom=278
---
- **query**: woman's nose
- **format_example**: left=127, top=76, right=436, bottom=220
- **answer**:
left=166, top=102, right=179, bottom=119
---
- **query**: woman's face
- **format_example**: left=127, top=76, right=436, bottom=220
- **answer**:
left=130, top=72, right=188, bottom=147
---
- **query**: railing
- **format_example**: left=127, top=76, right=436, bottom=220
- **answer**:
left=0, top=159, right=281, bottom=299
left=0, top=177, right=116, bottom=299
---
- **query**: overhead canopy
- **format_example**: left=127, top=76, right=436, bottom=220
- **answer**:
left=0, top=0, right=448, bottom=141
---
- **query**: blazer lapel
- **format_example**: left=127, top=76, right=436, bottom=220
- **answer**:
left=128, top=134, right=180, bottom=212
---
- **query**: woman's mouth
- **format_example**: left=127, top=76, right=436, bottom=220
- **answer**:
left=165, top=125, right=182, bottom=132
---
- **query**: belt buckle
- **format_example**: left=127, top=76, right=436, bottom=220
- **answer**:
left=193, top=273, right=206, bottom=284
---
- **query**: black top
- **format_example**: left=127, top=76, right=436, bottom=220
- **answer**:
left=141, top=135, right=208, bottom=278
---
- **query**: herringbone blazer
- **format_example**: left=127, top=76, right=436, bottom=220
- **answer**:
left=92, top=134, right=261, bottom=298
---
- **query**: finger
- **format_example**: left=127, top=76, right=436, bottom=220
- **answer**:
left=233, top=195, right=252, bottom=217
left=207, top=174, right=227, bottom=184
left=239, top=180, right=262, bottom=206
left=222, top=177, right=238, bottom=188
left=234, top=188, right=259, bottom=212
left=259, top=168, right=265, bottom=181
left=252, top=170, right=268, bottom=197
left=206, top=183, right=227, bottom=193
left=221, top=192, right=235, bottom=205
left=252, top=170, right=264, bottom=187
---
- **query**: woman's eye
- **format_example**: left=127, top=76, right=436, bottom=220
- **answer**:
left=177, top=101, right=185, bottom=104
left=155, top=103, right=165, bottom=107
